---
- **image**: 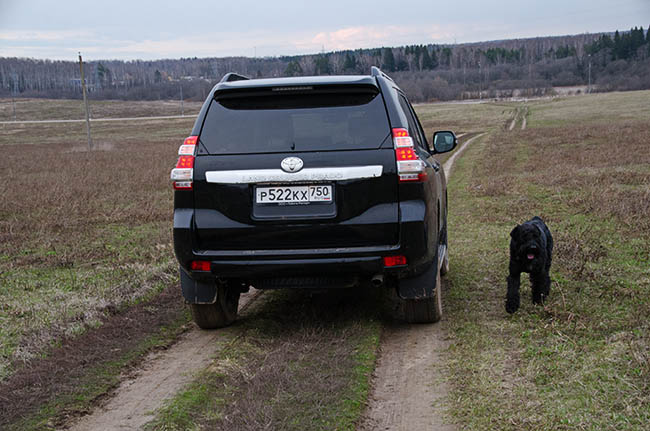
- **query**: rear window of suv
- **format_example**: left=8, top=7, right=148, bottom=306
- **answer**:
left=199, top=90, right=390, bottom=154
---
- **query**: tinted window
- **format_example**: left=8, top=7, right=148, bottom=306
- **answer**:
left=199, top=92, right=390, bottom=154
left=398, top=95, right=424, bottom=149
left=406, top=100, right=429, bottom=150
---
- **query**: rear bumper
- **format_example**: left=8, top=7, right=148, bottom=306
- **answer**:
left=173, top=199, right=434, bottom=282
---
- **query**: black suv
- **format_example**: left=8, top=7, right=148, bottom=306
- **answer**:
left=172, top=67, right=457, bottom=328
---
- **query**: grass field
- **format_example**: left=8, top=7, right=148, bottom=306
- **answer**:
left=0, top=102, right=197, bottom=381
left=145, top=289, right=381, bottom=431
left=442, top=91, right=649, bottom=430
left=0, top=99, right=201, bottom=429
left=0, top=98, right=202, bottom=121
left=0, top=92, right=648, bottom=429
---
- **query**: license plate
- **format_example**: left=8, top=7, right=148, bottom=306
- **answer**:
left=256, top=185, right=333, bottom=204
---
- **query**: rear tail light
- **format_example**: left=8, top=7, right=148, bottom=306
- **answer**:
left=171, top=136, right=198, bottom=189
left=383, top=255, right=408, bottom=267
left=393, top=128, right=426, bottom=182
left=190, top=260, right=211, bottom=271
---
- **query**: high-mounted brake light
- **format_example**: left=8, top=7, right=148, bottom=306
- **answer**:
left=171, top=136, right=198, bottom=190
left=392, top=128, right=426, bottom=182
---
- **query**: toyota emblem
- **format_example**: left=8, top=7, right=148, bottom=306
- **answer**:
left=281, top=157, right=304, bottom=173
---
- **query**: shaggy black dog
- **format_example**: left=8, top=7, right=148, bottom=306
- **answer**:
left=505, top=216, right=553, bottom=314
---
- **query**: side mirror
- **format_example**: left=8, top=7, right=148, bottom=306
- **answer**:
left=432, top=131, right=457, bottom=154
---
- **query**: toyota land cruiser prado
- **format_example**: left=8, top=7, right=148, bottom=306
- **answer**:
left=171, top=67, right=457, bottom=328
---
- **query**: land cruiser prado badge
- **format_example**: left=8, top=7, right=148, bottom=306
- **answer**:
left=281, top=157, right=303, bottom=173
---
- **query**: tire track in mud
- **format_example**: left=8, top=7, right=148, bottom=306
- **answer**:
left=361, top=133, right=484, bottom=431
left=68, top=289, right=263, bottom=431
left=507, top=105, right=528, bottom=131
left=359, top=320, right=455, bottom=431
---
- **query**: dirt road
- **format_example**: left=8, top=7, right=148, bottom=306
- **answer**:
left=360, top=320, right=454, bottom=431
left=360, top=133, right=484, bottom=431
left=443, top=133, right=485, bottom=178
left=68, top=290, right=262, bottom=431
left=507, top=105, right=528, bottom=131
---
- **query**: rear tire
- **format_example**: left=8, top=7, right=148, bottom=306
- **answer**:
left=190, top=283, right=240, bottom=329
left=403, top=266, right=442, bottom=323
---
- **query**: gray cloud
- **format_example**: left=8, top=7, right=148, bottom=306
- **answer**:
left=0, top=0, right=647, bottom=60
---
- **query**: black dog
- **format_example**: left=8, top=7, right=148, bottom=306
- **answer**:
left=505, top=216, right=553, bottom=314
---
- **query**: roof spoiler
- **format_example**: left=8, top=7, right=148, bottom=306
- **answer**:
left=371, top=66, right=394, bottom=82
left=220, top=72, right=250, bottom=83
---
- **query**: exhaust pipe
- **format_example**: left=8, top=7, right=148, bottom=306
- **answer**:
left=371, top=274, right=384, bottom=287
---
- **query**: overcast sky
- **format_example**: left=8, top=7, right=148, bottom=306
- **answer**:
left=0, top=0, right=648, bottom=61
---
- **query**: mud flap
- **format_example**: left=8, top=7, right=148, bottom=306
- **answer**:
left=397, top=258, right=438, bottom=299
left=180, top=267, right=217, bottom=304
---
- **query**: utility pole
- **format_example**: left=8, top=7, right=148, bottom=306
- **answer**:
left=587, top=54, right=591, bottom=93
left=11, top=73, right=17, bottom=121
left=478, top=61, right=482, bottom=100
left=180, top=84, right=184, bottom=116
left=78, top=52, right=92, bottom=151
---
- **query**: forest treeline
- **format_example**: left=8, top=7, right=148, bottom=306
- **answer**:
left=1, top=26, right=649, bottom=103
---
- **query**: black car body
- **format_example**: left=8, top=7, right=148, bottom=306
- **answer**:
left=172, top=67, right=457, bottom=327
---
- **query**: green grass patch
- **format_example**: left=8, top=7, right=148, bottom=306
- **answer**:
left=527, top=90, right=650, bottom=128
left=441, top=93, right=650, bottom=430
left=6, top=307, right=190, bottom=431
left=145, top=289, right=382, bottom=431
left=0, top=221, right=177, bottom=380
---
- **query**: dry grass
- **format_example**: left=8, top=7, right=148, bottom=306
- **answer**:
left=468, top=117, right=650, bottom=235
left=0, top=104, right=194, bottom=379
left=527, top=90, right=650, bottom=128
left=415, top=101, right=519, bottom=164
left=0, top=98, right=202, bottom=121
left=0, top=285, right=187, bottom=431
left=442, top=90, right=650, bottom=430
left=0, top=140, right=175, bottom=265
left=145, top=288, right=381, bottom=431
left=415, top=100, right=515, bottom=135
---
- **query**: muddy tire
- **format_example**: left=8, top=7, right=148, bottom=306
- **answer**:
left=403, top=267, right=442, bottom=323
left=190, top=283, right=240, bottom=329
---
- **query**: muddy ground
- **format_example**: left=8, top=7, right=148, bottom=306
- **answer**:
left=0, top=285, right=185, bottom=429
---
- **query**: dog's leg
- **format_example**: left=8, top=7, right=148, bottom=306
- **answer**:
left=506, top=266, right=521, bottom=314
left=530, top=271, right=550, bottom=304
left=542, top=271, right=551, bottom=298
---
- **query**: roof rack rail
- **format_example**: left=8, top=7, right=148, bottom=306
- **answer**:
left=220, top=72, right=250, bottom=83
left=370, top=66, right=394, bottom=82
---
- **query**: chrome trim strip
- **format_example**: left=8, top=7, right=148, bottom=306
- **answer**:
left=205, top=165, right=384, bottom=184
